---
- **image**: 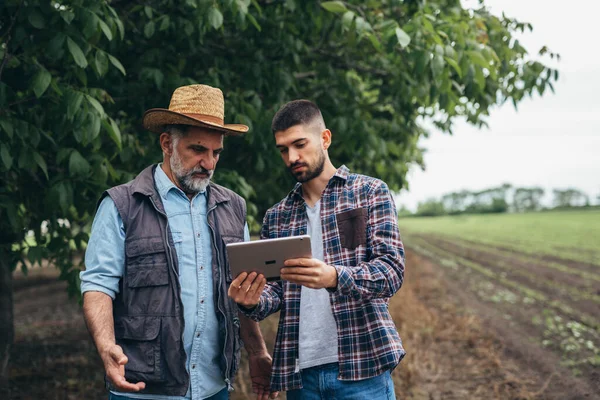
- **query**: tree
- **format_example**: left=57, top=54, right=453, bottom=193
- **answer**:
left=513, top=187, right=545, bottom=212
left=465, top=183, right=511, bottom=213
left=0, top=0, right=558, bottom=391
left=441, top=190, right=470, bottom=214
left=553, top=188, right=589, bottom=208
left=416, top=199, right=446, bottom=217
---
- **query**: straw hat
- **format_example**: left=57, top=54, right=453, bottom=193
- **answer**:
left=142, top=84, right=249, bottom=136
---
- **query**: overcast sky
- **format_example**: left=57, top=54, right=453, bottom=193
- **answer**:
left=396, top=0, right=600, bottom=211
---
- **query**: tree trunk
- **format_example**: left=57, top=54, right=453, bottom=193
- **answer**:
left=0, top=246, right=13, bottom=397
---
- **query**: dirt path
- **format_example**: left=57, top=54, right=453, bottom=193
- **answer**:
left=8, top=250, right=599, bottom=399
left=406, top=241, right=599, bottom=399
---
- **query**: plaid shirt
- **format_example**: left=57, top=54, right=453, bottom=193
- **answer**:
left=244, top=165, right=406, bottom=392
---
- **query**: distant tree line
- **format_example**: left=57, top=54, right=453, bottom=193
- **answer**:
left=405, top=184, right=597, bottom=217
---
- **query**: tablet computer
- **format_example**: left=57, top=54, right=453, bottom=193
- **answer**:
left=226, top=235, right=312, bottom=281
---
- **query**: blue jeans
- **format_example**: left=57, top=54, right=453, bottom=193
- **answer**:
left=108, top=387, right=228, bottom=400
left=286, top=363, right=396, bottom=400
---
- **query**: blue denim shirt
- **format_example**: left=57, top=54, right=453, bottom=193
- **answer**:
left=81, top=165, right=249, bottom=399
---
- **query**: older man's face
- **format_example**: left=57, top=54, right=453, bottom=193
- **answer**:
left=169, top=127, right=224, bottom=194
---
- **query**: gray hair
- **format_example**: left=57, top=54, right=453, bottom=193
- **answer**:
left=164, top=124, right=189, bottom=147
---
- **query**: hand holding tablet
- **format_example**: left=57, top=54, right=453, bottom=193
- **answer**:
left=226, top=235, right=312, bottom=281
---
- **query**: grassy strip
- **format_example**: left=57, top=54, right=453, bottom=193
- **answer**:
left=399, top=210, right=600, bottom=266
left=422, top=233, right=600, bottom=284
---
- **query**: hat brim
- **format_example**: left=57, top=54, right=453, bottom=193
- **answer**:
left=142, top=109, right=249, bottom=136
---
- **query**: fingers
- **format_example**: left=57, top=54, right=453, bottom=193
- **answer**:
left=228, top=272, right=265, bottom=307
left=284, top=257, right=314, bottom=267
left=252, top=383, right=266, bottom=400
left=230, top=272, right=249, bottom=290
left=247, top=274, right=266, bottom=299
left=252, top=383, right=273, bottom=400
left=240, top=272, right=259, bottom=293
left=106, top=367, right=146, bottom=392
left=270, top=391, right=280, bottom=399
left=110, top=374, right=146, bottom=392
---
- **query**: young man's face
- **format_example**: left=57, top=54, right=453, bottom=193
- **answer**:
left=275, top=124, right=326, bottom=183
left=168, top=126, right=224, bottom=194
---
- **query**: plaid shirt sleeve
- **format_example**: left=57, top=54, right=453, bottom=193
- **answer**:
left=332, top=180, right=405, bottom=299
left=239, top=208, right=284, bottom=321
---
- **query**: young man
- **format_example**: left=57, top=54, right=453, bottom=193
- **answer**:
left=229, top=100, right=405, bottom=399
left=81, top=84, right=276, bottom=400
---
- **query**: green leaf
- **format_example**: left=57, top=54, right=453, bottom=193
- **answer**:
left=47, top=33, right=66, bottom=55
left=109, top=119, right=122, bottom=149
left=103, top=118, right=122, bottom=150
left=342, top=11, right=355, bottom=31
left=115, top=17, right=125, bottom=40
left=468, top=50, right=489, bottom=69
left=33, top=152, right=48, bottom=179
left=107, top=54, right=126, bottom=75
left=144, top=21, right=155, bottom=38
left=0, top=119, right=14, bottom=139
left=27, top=246, right=44, bottom=265
left=208, top=7, right=224, bottom=30
left=95, top=50, right=109, bottom=76
left=28, top=10, right=45, bottom=29
left=60, top=10, right=75, bottom=25
left=67, top=38, right=88, bottom=68
left=31, top=68, right=52, bottom=98
left=69, top=150, right=90, bottom=176
left=144, top=5, right=153, bottom=19
left=66, top=91, right=84, bottom=120
left=321, top=1, right=347, bottom=13
left=367, top=33, right=382, bottom=52
left=395, top=27, right=411, bottom=48
left=246, top=13, right=261, bottom=31
left=89, top=113, right=102, bottom=141
left=0, top=146, right=12, bottom=170
left=159, top=15, right=170, bottom=31
left=444, top=57, right=462, bottom=78
left=98, top=19, right=113, bottom=41
left=82, top=12, right=99, bottom=39
left=86, top=95, right=105, bottom=117
left=57, top=148, right=73, bottom=164
left=18, top=147, right=34, bottom=169
left=431, top=54, right=445, bottom=78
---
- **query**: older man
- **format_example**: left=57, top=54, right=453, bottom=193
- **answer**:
left=81, top=85, right=275, bottom=400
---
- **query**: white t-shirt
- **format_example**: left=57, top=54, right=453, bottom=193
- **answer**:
left=298, top=200, right=339, bottom=370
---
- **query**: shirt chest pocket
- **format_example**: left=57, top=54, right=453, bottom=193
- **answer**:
left=336, top=208, right=368, bottom=249
left=125, top=237, right=169, bottom=287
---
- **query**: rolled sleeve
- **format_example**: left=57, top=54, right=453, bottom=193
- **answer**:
left=80, top=196, right=125, bottom=299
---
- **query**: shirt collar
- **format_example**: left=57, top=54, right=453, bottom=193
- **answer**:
left=289, top=164, right=349, bottom=200
left=154, top=163, right=206, bottom=201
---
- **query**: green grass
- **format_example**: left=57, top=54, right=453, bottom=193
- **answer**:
left=399, top=209, right=600, bottom=266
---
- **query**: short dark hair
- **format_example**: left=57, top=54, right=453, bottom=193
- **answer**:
left=271, top=100, right=325, bottom=134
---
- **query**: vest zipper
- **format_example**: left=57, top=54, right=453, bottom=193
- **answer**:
left=207, top=204, right=233, bottom=389
left=148, top=196, right=188, bottom=383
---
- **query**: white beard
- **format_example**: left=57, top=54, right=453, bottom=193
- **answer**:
left=170, top=148, right=213, bottom=194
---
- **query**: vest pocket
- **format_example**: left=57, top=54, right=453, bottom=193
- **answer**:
left=114, top=316, right=165, bottom=382
left=126, top=236, right=169, bottom=287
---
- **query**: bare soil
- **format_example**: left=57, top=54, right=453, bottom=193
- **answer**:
left=8, top=248, right=599, bottom=399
